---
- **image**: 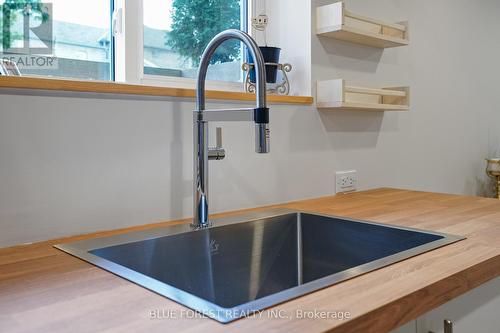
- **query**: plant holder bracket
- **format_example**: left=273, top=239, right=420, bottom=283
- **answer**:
left=242, top=62, right=292, bottom=95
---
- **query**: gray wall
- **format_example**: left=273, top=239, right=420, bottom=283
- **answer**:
left=0, top=0, right=499, bottom=247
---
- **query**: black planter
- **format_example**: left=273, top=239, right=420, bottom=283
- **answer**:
left=246, top=46, right=281, bottom=84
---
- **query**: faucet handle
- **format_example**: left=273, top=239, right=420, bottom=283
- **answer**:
left=209, top=127, right=226, bottom=161
left=216, top=127, right=223, bottom=148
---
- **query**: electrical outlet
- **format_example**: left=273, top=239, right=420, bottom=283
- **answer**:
left=336, top=170, right=357, bottom=194
left=252, top=14, right=268, bottom=31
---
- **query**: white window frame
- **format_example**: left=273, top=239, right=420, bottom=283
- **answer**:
left=114, top=0, right=255, bottom=91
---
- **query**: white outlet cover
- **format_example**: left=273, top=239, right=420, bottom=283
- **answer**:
left=335, top=170, right=357, bottom=194
left=252, top=14, right=268, bottom=30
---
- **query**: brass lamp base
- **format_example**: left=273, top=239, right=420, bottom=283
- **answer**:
left=486, top=158, right=500, bottom=199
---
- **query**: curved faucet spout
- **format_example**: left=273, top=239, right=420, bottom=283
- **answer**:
left=196, top=29, right=267, bottom=111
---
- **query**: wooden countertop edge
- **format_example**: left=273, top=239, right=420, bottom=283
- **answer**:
left=329, top=255, right=500, bottom=333
left=0, top=76, right=314, bottom=105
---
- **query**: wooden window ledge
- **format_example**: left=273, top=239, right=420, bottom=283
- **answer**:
left=0, top=76, right=313, bottom=105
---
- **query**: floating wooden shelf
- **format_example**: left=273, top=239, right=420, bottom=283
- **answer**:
left=316, top=2, right=409, bottom=48
left=317, top=79, right=409, bottom=111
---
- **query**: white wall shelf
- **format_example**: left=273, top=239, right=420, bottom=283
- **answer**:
left=317, top=79, right=409, bottom=111
left=316, top=2, right=409, bottom=48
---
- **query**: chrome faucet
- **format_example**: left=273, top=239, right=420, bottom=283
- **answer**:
left=193, top=29, right=270, bottom=229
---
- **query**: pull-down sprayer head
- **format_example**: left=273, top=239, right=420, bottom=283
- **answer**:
left=255, top=123, right=270, bottom=153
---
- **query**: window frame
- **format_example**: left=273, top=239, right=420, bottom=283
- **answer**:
left=109, top=0, right=116, bottom=81
left=114, top=0, right=253, bottom=91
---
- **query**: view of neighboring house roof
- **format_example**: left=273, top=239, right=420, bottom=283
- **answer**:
left=144, top=26, right=173, bottom=50
left=48, top=21, right=172, bottom=50
left=5, top=18, right=174, bottom=69
left=5, top=17, right=171, bottom=50
left=52, top=21, right=106, bottom=48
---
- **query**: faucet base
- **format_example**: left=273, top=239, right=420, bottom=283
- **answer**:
left=189, top=221, right=213, bottom=230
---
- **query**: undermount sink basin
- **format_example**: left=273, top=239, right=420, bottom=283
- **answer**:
left=55, top=209, right=463, bottom=323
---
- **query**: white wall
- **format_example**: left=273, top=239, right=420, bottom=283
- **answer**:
left=0, top=95, right=337, bottom=247
left=265, top=0, right=312, bottom=95
left=312, top=0, right=499, bottom=195
left=1, top=0, right=499, bottom=247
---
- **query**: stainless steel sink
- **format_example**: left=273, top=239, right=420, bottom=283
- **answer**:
left=55, top=209, right=464, bottom=323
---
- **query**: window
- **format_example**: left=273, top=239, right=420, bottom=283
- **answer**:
left=0, top=0, right=112, bottom=81
left=143, top=0, right=247, bottom=83
left=0, top=0, right=250, bottom=87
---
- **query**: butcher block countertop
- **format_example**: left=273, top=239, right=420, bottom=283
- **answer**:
left=1, top=188, right=500, bottom=333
